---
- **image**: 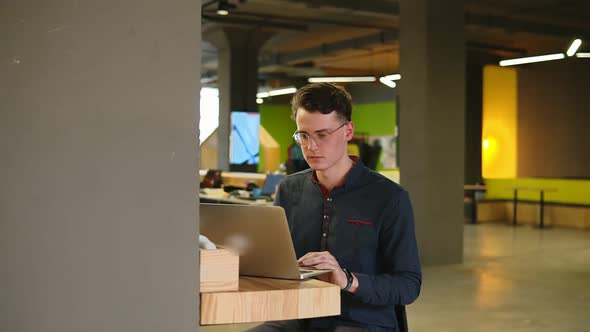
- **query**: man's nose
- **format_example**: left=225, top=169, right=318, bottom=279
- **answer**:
left=307, top=137, right=319, bottom=150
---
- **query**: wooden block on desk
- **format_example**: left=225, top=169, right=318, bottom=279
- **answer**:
left=200, top=277, right=340, bottom=325
left=200, top=249, right=239, bottom=293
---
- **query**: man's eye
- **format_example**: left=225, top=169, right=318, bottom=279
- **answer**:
left=317, top=132, right=329, bottom=139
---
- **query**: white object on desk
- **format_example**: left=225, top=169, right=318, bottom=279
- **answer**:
left=199, top=234, right=217, bottom=250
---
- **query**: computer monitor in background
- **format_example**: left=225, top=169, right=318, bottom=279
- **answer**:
left=230, top=111, right=260, bottom=173
left=261, top=173, right=286, bottom=196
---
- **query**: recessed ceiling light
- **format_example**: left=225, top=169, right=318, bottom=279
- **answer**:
left=216, top=0, right=235, bottom=16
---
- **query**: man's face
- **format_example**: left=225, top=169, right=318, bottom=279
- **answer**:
left=294, top=108, right=353, bottom=172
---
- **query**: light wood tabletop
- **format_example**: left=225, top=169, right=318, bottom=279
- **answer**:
left=200, top=277, right=340, bottom=325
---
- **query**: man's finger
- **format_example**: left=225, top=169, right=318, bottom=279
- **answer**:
left=297, top=252, right=321, bottom=262
left=298, top=252, right=327, bottom=263
left=301, top=256, right=338, bottom=267
left=312, top=262, right=337, bottom=270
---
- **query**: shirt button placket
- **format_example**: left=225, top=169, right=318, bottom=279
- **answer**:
left=321, top=197, right=333, bottom=251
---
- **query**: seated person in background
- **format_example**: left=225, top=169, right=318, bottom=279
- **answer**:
left=201, top=169, right=223, bottom=188
left=249, top=83, right=421, bottom=332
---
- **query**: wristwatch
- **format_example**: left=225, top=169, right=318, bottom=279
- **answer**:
left=342, top=268, right=354, bottom=292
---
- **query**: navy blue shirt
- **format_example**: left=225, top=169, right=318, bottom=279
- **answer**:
left=274, top=160, right=422, bottom=331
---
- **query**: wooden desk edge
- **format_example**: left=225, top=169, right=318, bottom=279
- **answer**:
left=200, top=277, right=341, bottom=325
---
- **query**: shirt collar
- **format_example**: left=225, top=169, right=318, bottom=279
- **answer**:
left=311, top=156, right=364, bottom=195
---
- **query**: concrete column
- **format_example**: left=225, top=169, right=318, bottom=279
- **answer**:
left=206, top=27, right=272, bottom=171
left=0, top=1, right=201, bottom=331
left=399, top=0, right=465, bottom=265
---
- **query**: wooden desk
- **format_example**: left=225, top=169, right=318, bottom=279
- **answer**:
left=200, top=277, right=340, bottom=325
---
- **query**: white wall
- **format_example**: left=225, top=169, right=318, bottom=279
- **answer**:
left=0, top=1, right=201, bottom=331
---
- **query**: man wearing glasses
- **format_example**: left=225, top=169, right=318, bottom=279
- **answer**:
left=251, top=83, right=421, bottom=332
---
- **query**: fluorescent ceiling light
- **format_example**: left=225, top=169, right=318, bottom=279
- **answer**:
left=566, top=39, right=582, bottom=56
left=499, top=53, right=565, bottom=66
left=256, top=87, right=297, bottom=98
left=575, top=52, right=590, bottom=58
left=379, top=77, right=396, bottom=88
left=308, top=76, right=376, bottom=83
left=382, top=74, right=401, bottom=81
left=200, top=76, right=217, bottom=84
left=256, top=98, right=264, bottom=104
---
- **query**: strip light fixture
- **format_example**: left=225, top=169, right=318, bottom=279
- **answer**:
left=379, top=77, right=397, bottom=88
left=256, top=87, right=297, bottom=99
left=566, top=39, right=582, bottom=56
left=308, top=76, right=376, bottom=83
left=575, top=52, right=590, bottom=58
left=499, top=53, right=565, bottom=66
left=382, top=74, right=401, bottom=81
left=378, top=73, right=401, bottom=88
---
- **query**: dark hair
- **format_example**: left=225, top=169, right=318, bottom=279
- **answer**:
left=290, top=83, right=352, bottom=122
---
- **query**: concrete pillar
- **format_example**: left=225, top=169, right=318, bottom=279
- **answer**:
left=205, top=27, right=273, bottom=171
left=0, top=1, right=201, bottom=331
left=399, top=0, right=465, bottom=265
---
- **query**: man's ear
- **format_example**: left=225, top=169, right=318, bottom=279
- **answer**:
left=345, top=121, right=355, bottom=140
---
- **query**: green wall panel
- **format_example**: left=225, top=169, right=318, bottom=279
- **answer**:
left=259, top=101, right=397, bottom=170
left=352, top=102, right=397, bottom=136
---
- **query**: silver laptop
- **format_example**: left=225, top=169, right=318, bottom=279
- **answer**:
left=200, top=203, right=332, bottom=280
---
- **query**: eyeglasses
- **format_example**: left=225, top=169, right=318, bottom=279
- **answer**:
left=292, top=121, right=349, bottom=147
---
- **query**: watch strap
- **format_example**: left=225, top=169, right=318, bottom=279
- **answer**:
left=342, top=268, right=353, bottom=292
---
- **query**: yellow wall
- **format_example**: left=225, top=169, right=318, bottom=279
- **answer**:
left=482, top=65, right=517, bottom=178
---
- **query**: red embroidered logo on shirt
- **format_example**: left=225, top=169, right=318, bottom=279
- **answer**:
left=346, top=219, right=373, bottom=225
